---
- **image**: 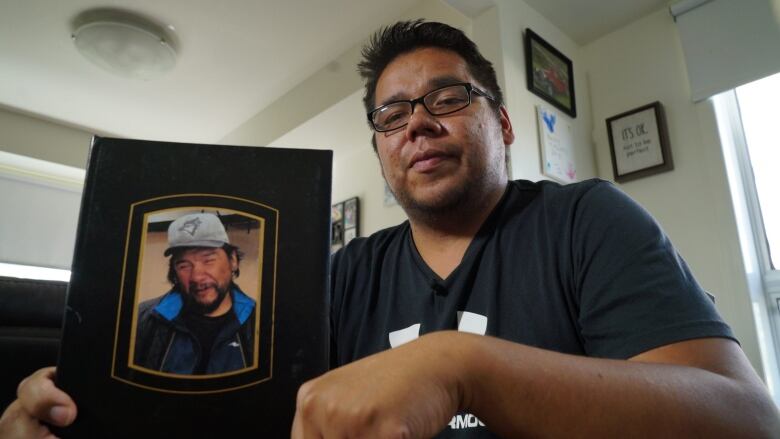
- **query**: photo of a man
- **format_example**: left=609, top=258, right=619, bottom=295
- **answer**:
left=133, top=212, right=257, bottom=376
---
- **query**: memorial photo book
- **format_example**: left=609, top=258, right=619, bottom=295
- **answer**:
left=54, top=137, right=332, bottom=438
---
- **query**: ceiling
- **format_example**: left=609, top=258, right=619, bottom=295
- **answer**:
left=0, top=0, right=668, bottom=147
left=523, top=0, right=670, bottom=45
left=0, top=0, right=420, bottom=144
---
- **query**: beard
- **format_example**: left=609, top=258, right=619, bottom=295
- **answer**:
left=392, top=175, right=471, bottom=218
left=388, top=156, right=503, bottom=223
left=183, top=281, right=231, bottom=315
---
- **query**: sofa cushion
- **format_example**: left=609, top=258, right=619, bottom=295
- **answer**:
left=0, top=276, right=67, bottom=411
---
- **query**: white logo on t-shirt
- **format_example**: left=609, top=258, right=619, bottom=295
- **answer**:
left=448, top=413, right=486, bottom=430
left=457, top=311, right=488, bottom=335
left=388, top=323, right=421, bottom=348
left=387, top=312, right=487, bottom=348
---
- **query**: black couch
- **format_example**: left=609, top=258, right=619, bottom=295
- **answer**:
left=0, top=276, right=67, bottom=411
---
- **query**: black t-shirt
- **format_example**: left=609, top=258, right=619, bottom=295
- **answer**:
left=330, top=179, right=735, bottom=438
left=183, top=308, right=233, bottom=374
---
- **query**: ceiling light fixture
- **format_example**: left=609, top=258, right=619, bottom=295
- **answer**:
left=71, top=8, right=178, bottom=81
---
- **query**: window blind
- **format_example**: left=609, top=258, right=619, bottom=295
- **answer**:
left=671, top=0, right=780, bottom=101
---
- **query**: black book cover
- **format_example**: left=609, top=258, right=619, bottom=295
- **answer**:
left=54, top=137, right=331, bottom=438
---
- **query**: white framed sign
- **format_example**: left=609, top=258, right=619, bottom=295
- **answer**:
left=606, top=101, right=674, bottom=183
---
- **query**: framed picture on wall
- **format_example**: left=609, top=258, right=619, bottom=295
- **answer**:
left=331, top=197, right=359, bottom=252
left=606, top=101, right=674, bottom=183
left=330, top=204, right=344, bottom=253
left=344, top=198, right=358, bottom=229
left=524, top=28, right=576, bottom=118
left=536, top=105, right=576, bottom=183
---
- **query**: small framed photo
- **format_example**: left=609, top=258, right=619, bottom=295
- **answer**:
left=344, top=227, right=357, bottom=245
left=344, top=197, right=358, bottom=229
left=330, top=202, right=344, bottom=253
left=524, top=28, right=576, bottom=118
left=331, top=197, right=359, bottom=252
left=606, top=101, right=674, bottom=183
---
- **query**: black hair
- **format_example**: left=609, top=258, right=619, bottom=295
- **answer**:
left=358, top=19, right=504, bottom=151
left=166, top=243, right=243, bottom=287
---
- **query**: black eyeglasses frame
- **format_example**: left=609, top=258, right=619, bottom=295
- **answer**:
left=366, top=82, right=496, bottom=132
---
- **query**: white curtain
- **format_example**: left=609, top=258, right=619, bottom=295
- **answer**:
left=671, top=0, right=780, bottom=101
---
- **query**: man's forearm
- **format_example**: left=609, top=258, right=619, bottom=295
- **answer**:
left=447, top=332, right=779, bottom=438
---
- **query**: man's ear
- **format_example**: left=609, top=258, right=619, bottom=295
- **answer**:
left=229, top=251, right=239, bottom=272
left=499, top=106, right=514, bottom=146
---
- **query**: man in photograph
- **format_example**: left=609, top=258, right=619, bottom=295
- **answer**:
left=134, top=212, right=256, bottom=375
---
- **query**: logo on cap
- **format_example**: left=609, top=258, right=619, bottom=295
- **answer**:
left=178, top=217, right=202, bottom=237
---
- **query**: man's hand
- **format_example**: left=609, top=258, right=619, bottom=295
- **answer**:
left=0, top=367, right=77, bottom=439
left=291, top=332, right=470, bottom=438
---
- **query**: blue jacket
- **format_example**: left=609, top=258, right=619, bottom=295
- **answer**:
left=134, top=286, right=256, bottom=375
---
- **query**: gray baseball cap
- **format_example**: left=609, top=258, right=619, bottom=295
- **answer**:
left=164, top=213, right=230, bottom=256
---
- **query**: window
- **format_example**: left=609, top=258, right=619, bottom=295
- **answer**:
left=713, top=71, right=780, bottom=402
left=735, top=74, right=780, bottom=271
left=0, top=151, right=83, bottom=273
left=0, top=262, right=71, bottom=281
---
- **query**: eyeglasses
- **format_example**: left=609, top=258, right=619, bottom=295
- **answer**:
left=367, top=82, right=496, bottom=132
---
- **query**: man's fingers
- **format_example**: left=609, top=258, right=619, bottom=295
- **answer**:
left=0, top=400, right=57, bottom=439
left=292, top=381, right=328, bottom=439
left=291, top=409, right=327, bottom=439
left=16, top=367, right=77, bottom=427
left=290, top=408, right=303, bottom=439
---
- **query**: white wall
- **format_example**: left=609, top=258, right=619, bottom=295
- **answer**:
left=493, top=0, right=597, bottom=182
left=270, top=90, right=408, bottom=234
left=255, top=0, right=475, bottom=235
left=222, top=0, right=472, bottom=149
left=583, top=8, right=763, bottom=375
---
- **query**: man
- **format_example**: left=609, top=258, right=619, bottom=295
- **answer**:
left=1, top=20, right=778, bottom=439
left=290, top=21, right=779, bottom=438
left=134, top=212, right=256, bottom=375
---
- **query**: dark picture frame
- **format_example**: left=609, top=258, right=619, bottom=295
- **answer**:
left=606, top=101, right=674, bottom=183
left=331, top=197, right=359, bottom=252
left=53, top=137, right=331, bottom=438
left=524, top=28, right=576, bottom=118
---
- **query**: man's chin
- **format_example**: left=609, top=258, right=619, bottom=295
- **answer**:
left=185, top=287, right=229, bottom=315
left=193, top=288, right=217, bottom=303
left=189, top=300, right=221, bottom=316
left=195, top=296, right=217, bottom=309
left=398, top=178, right=470, bottom=214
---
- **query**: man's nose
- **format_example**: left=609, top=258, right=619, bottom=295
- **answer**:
left=191, top=263, right=208, bottom=280
left=404, top=102, right=441, bottom=141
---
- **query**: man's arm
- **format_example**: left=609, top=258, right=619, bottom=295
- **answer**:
left=293, top=331, right=779, bottom=438
left=466, top=334, right=777, bottom=438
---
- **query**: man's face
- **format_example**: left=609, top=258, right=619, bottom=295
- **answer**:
left=373, top=47, right=514, bottom=215
left=173, top=247, right=238, bottom=315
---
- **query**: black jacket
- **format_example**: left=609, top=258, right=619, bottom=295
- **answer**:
left=134, top=286, right=256, bottom=375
